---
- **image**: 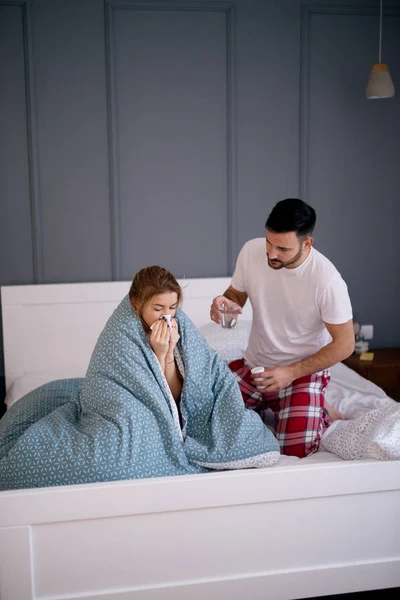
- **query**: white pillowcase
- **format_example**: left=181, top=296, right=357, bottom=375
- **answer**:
left=321, top=403, right=400, bottom=460
left=198, top=321, right=252, bottom=363
left=5, top=372, right=83, bottom=409
left=322, top=362, right=400, bottom=460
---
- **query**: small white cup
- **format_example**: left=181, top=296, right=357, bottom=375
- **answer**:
left=251, top=366, right=265, bottom=389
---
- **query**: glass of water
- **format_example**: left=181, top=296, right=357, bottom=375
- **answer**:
left=220, top=303, right=240, bottom=329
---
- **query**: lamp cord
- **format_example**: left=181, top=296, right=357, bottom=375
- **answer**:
left=379, top=0, right=383, bottom=63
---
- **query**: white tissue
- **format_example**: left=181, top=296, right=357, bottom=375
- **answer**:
left=150, top=314, right=173, bottom=330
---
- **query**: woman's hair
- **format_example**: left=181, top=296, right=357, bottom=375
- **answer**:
left=129, top=265, right=182, bottom=314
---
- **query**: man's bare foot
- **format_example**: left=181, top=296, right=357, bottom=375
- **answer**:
left=325, top=401, right=345, bottom=422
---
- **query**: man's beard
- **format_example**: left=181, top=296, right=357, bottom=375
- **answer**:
left=267, top=246, right=304, bottom=270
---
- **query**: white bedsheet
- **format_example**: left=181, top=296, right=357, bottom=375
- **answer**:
left=322, top=363, right=400, bottom=460
left=326, top=361, right=395, bottom=416
left=277, top=448, right=344, bottom=467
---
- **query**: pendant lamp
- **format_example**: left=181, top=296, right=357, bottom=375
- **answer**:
left=366, top=0, right=395, bottom=99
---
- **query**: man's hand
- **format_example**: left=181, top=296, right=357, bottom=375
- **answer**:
left=252, top=365, right=295, bottom=392
left=210, top=296, right=242, bottom=325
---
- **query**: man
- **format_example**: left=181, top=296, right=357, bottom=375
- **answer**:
left=210, top=198, right=354, bottom=458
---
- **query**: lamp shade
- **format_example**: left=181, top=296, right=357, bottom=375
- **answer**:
left=366, top=63, right=395, bottom=98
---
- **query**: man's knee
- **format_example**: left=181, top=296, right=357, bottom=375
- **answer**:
left=279, top=437, right=320, bottom=459
left=276, top=412, right=328, bottom=458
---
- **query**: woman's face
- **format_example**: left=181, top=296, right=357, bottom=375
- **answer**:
left=139, top=291, right=179, bottom=329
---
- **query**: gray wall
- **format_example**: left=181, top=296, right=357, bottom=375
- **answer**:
left=1, top=0, right=400, bottom=381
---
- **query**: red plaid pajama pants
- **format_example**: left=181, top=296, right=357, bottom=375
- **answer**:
left=228, top=359, right=331, bottom=458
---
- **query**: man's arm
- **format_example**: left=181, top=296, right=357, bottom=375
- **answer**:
left=210, top=286, right=248, bottom=325
left=258, top=320, right=355, bottom=392
left=222, top=286, right=248, bottom=308
left=289, top=320, right=355, bottom=380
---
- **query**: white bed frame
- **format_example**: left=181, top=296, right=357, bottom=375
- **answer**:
left=1, top=278, right=400, bottom=600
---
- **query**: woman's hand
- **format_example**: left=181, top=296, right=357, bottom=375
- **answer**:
left=167, top=319, right=180, bottom=357
left=164, top=319, right=182, bottom=401
left=149, top=319, right=171, bottom=360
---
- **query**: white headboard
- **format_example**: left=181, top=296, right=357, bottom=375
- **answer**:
left=1, top=278, right=252, bottom=391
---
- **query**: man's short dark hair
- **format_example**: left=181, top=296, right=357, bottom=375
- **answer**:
left=265, top=198, right=316, bottom=238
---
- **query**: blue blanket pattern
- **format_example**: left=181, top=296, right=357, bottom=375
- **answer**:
left=0, top=297, right=279, bottom=490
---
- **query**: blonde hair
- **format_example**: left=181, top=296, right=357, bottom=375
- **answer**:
left=129, top=266, right=182, bottom=315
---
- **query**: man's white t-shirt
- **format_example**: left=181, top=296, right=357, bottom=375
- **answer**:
left=231, top=238, right=353, bottom=369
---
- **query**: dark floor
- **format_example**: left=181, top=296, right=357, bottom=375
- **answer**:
left=303, top=589, right=398, bottom=599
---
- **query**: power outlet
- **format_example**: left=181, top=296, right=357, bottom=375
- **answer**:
left=361, top=324, right=374, bottom=340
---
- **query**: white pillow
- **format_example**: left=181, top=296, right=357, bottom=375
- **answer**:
left=321, top=403, right=400, bottom=460
left=5, top=372, right=83, bottom=409
left=198, top=320, right=252, bottom=363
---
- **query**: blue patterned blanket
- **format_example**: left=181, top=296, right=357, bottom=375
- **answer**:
left=0, top=297, right=279, bottom=490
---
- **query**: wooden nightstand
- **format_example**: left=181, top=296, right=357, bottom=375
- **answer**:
left=343, top=348, right=400, bottom=401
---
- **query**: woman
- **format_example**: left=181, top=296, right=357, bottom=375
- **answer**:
left=129, top=266, right=182, bottom=403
